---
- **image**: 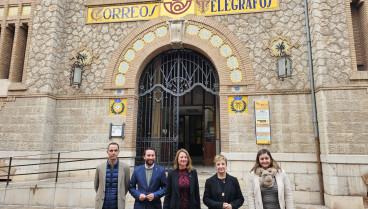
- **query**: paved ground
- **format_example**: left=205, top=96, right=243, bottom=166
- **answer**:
left=0, top=204, right=331, bottom=209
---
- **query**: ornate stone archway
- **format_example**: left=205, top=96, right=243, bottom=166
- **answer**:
left=104, top=15, right=255, bottom=152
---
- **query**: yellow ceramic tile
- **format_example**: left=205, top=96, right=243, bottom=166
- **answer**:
left=8, top=7, right=18, bottom=16
left=228, top=96, right=248, bottom=114
left=22, top=6, right=32, bottom=15
left=109, top=99, right=127, bottom=115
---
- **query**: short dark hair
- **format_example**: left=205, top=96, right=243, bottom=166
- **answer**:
left=107, top=142, right=119, bottom=150
left=144, top=148, right=155, bottom=156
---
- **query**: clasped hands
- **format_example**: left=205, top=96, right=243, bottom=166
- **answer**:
left=223, top=203, right=232, bottom=209
left=139, top=193, right=154, bottom=201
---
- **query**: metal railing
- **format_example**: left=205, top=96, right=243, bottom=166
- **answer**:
left=0, top=147, right=134, bottom=187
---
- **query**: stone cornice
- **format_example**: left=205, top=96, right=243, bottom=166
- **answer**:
left=315, top=84, right=368, bottom=93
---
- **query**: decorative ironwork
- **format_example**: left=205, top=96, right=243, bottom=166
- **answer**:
left=136, top=49, right=219, bottom=169
left=139, top=49, right=219, bottom=97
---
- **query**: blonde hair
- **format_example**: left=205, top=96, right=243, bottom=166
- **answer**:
left=174, top=149, right=193, bottom=172
left=213, top=154, right=227, bottom=165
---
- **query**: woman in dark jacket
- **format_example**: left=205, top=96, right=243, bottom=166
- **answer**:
left=163, top=149, right=200, bottom=209
left=203, top=155, right=244, bottom=209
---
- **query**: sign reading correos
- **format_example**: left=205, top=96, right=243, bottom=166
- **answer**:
left=87, top=0, right=278, bottom=23
left=87, top=3, right=160, bottom=23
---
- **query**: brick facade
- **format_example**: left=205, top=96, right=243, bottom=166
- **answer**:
left=0, top=0, right=368, bottom=207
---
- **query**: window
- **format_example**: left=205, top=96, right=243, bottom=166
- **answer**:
left=0, top=24, right=15, bottom=79
left=9, top=23, right=28, bottom=82
left=0, top=2, right=32, bottom=83
left=351, top=0, right=368, bottom=71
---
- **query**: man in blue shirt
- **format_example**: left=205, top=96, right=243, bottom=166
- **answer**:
left=95, top=142, right=130, bottom=209
left=129, top=148, right=167, bottom=209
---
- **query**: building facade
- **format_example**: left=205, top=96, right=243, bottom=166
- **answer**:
left=0, top=0, right=368, bottom=208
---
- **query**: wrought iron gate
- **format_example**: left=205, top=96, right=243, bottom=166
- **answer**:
left=135, top=49, right=219, bottom=169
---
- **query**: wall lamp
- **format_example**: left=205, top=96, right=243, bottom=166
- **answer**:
left=276, top=42, right=292, bottom=80
left=70, top=53, right=87, bottom=87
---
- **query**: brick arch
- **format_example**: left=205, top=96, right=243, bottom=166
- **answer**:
left=104, top=15, right=255, bottom=93
left=104, top=15, right=255, bottom=153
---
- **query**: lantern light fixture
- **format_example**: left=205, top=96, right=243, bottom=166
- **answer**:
left=276, top=42, right=292, bottom=80
left=70, top=52, right=88, bottom=87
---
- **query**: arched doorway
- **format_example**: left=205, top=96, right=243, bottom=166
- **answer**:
left=135, top=49, right=219, bottom=168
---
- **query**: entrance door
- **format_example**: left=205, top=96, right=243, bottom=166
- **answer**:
left=203, top=106, right=216, bottom=165
left=136, top=49, right=219, bottom=169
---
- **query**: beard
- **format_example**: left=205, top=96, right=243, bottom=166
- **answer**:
left=145, top=159, right=154, bottom=166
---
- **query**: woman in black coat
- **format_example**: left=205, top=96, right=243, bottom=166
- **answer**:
left=163, top=149, right=200, bottom=209
left=203, top=155, right=244, bottom=209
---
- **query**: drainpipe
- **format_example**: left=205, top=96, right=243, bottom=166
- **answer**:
left=303, top=0, right=325, bottom=205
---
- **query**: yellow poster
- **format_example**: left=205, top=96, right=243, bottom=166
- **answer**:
left=109, top=99, right=127, bottom=115
left=255, top=100, right=269, bottom=110
left=255, top=100, right=271, bottom=144
left=228, top=96, right=248, bottom=114
left=87, top=3, right=160, bottom=23
left=160, top=0, right=196, bottom=18
left=196, top=0, right=279, bottom=15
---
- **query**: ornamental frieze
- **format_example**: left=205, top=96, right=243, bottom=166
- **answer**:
left=87, top=0, right=279, bottom=23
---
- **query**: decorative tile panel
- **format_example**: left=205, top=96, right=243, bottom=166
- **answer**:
left=115, top=90, right=124, bottom=95
left=109, top=99, right=127, bottom=115
left=187, top=25, right=199, bottom=35
left=133, top=40, right=144, bottom=51
left=155, top=26, right=168, bottom=37
left=210, top=35, right=223, bottom=47
left=228, top=96, right=248, bottom=114
left=118, top=61, right=129, bottom=74
left=124, top=49, right=135, bottom=61
left=230, top=69, right=242, bottom=82
left=199, top=28, right=212, bottom=39
left=115, top=74, right=126, bottom=86
left=143, top=32, right=155, bottom=43
left=220, top=44, right=232, bottom=57
left=79, top=50, right=92, bottom=65
left=227, top=56, right=239, bottom=69
left=270, top=38, right=291, bottom=56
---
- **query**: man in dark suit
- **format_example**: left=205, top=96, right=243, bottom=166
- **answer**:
left=129, top=148, right=167, bottom=209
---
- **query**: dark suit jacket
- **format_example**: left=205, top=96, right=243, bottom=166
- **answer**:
left=163, top=169, right=200, bottom=209
left=203, top=173, right=244, bottom=209
left=129, top=164, right=167, bottom=209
